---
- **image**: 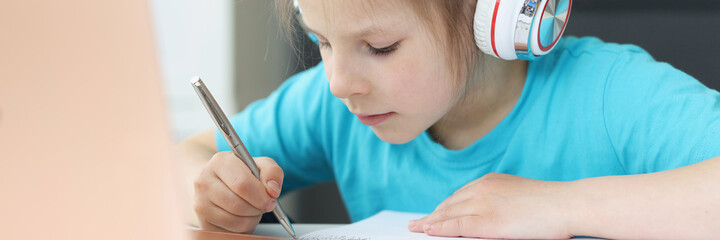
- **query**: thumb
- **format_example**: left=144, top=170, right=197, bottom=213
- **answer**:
left=255, top=157, right=284, bottom=199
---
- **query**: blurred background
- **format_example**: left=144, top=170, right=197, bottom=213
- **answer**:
left=151, top=0, right=720, bottom=224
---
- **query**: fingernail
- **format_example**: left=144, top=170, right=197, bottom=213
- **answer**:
left=267, top=180, right=281, bottom=196
left=423, top=224, right=432, bottom=232
left=408, top=220, right=417, bottom=228
left=265, top=199, right=276, bottom=212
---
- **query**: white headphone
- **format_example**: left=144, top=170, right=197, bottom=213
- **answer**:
left=474, top=0, right=572, bottom=60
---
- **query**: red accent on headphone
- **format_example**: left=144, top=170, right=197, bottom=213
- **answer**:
left=490, top=0, right=502, bottom=57
left=537, top=0, right=572, bottom=52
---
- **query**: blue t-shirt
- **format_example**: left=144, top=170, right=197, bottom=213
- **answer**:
left=218, top=36, right=720, bottom=221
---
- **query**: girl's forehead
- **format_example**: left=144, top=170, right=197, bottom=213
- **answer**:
left=297, top=0, right=419, bottom=38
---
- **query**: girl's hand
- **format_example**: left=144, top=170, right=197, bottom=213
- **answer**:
left=408, top=172, right=575, bottom=239
left=193, top=152, right=284, bottom=233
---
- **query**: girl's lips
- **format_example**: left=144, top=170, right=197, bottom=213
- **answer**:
left=356, top=112, right=395, bottom=126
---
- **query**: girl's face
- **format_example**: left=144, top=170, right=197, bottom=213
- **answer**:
left=298, top=0, right=463, bottom=144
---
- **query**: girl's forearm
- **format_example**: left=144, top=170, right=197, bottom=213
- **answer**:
left=565, top=156, right=720, bottom=239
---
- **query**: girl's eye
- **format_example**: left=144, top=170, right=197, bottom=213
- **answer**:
left=369, top=42, right=399, bottom=56
left=318, top=41, right=331, bottom=49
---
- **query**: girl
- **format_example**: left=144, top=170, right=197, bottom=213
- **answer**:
left=179, top=0, right=720, bottom=238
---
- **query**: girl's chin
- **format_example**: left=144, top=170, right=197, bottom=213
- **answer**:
left=371, top=127, right=423, bottom=145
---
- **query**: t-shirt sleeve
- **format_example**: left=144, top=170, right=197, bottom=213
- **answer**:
left=216, top=64, right=334, bottom=193
left=603, top=47, right=720, bottom=174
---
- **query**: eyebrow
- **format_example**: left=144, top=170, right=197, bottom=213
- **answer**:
left=304, top=25, right=384, bottom=39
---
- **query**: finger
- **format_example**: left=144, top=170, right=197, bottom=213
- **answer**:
left=433, top=192, right=471, bottom=214
left=211, top=152, right=274, bottom=211
left=424, top=216, right=489, bottom=238
left=410, top=199, right=478, bottom=232
left=255, top=157, right=285, bottom=199
left=198, top=220, right=227, bottom=232
left=204, top=175, right=268, bottom=216
left=433, top=173, right=517, bottom=212
left=195, top=196, right=233, bottom=232
left=434, top=178, right=488, bottom=211
left=197, top=200, right=263, bottom=234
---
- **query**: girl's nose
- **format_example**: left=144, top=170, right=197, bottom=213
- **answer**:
left=326, top=55, right=370, bottom=99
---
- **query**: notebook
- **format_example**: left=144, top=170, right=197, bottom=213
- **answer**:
left=0, top=0, right=186, bottom=239
left=299, top=211, right=468, bottom=240
left=186, top=211, right=472, bottom=240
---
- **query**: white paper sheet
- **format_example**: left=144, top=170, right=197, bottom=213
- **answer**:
left=299, top=211, right=482, bottom=240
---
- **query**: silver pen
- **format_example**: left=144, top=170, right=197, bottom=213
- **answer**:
left=191, top=77, right=297, bottom=239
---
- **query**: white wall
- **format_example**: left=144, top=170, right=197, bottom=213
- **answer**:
left=150, top=0, right=235, bottom=141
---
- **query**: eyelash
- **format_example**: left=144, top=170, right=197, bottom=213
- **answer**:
left=316, top=41, right=400, bottom=56
left=369, top=42, right=399, bottom=56
left=318, top=41, right=331, bottom=49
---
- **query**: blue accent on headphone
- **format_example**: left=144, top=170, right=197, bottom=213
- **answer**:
left=307, top=33, right=319, bottom=43
left=516, top=17, right=541, bottom=61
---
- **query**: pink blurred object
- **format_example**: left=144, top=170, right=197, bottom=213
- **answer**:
left=0, top=0, right=187, bottom=239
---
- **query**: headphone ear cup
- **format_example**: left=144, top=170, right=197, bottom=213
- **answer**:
left=475, top=0, right=572, bottom=61
left=473, top=0, right=498, bottom=58
left=473, top=0, right=522, bottom=60
left=527, top=0, right=571, bottom=57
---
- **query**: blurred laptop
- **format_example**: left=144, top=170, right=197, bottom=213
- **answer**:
left=0, top=0, right=187, bottom=239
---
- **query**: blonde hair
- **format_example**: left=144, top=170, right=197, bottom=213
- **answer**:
left=276, top=0, right=481, bottom=90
